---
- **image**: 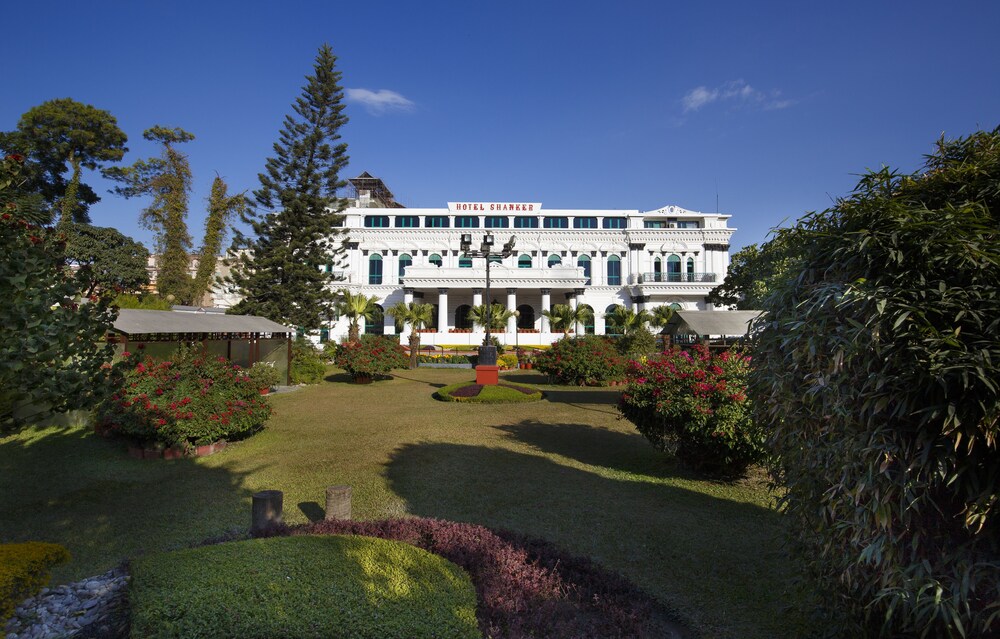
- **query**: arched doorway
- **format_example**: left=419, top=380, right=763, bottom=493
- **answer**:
left=516, top=304, right=535, bottom=330
left=455, top=304, right=472, bottom=330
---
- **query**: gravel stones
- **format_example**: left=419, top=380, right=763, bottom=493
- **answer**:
left=3, top=567, right=129, bottom=639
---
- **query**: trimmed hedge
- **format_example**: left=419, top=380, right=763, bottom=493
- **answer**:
left=0, top=542, right=71, bottom=628
left=434, top=381, right=542, bottom=403
left=259, top=517, right=681, bottom=639
left=129, top=535, right=481, bottom=639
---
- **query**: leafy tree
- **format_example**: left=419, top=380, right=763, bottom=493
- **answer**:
left=603, top=305, right=651, bottom=335
left=468, top=303, right=514, bottom=333
left=0, top=98, right=127, bottom=225
left=227, top=44, right=349, bottom=330
left=62, top=223, right=150, bottom=296
left=1, top=153, right=117, bottom=432
left=191, top=176, right=246, bottom=306
left=106, top=126, right=195, bottom=303
left=751, top=128, right=1000, bottom=637
left=387, top=301, right=434, bottom=369
left=648, top=304, right=676, bottom=350
left=542, top=303, right=593, bottom=338
left=337, top=290, right=378, bottom=343
left=707, top=236, right=794, bottom=310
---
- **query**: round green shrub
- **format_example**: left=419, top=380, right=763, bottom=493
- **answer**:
left=290, top=338, right=326, bottom=384
left=751, top=129, right=1000, bottom=637
left=334, top=334, right=409, bottom=380
left=129, top=535, right=481, bottom=639
left=534, top=336, right=624, bottom=385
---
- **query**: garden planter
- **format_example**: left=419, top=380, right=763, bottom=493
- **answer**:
left=162, top=446, right=186, bottom=460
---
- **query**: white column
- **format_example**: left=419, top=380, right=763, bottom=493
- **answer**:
left=403, top=288, right=414, bottom=305
left=472, top=287, right=483, bottom=308
left=506, top=288, right=517, bottom=334
left=540, top=288, right=551, bottom=333
left=437, top=288, right=449, bottom=334
left=568, top=292, right=578, bottom=311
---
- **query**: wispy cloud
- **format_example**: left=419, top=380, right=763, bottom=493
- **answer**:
left=681, top=80, right=793, bottom=113
left=345, top=88, right=415, bottom=115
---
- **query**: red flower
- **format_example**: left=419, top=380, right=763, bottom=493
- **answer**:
left=6, top=153, right=24, bottom=163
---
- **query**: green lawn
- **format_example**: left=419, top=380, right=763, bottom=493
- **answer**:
left=0, top=367, right=809, bottom=639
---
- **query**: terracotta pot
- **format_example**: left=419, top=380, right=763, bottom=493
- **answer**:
left=259, top=388, right=270, bottom=395
left=196, top=444, right=214, bottom=457
left=162, top=446, right=186, bottom=460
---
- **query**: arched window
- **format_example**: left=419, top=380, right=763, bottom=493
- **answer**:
left=368, top=254, right=383, bottom=285
left=518, top=254, right=532, bottom=268
left=455, top=304, right=473, bottom=330
left=459, top=257, right=473, bottom=268
left=577, top=254, right=591, bottom=284
left=547, top=254, right=562, bottom=267
left=365, top=304, right=385, bottom=335
left=686, top=257, right=695, bottom=281
left=428, top=253, right=443, bottom=268
left=653, top=257, right=662, bottom=282
left=667, top=254, right=681, bottom=281
left=605, top=304, right=621, bottom=334
left=607, top=255, right=621, bottom=285
left=578, top=304, right=595, bottom=334
left=516, top=304, right=535, bottom=330
left=398, top=253, right=412, bottom=278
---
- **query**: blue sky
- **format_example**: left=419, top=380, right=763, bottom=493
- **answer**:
left=5, top=1, right=999, bottom=253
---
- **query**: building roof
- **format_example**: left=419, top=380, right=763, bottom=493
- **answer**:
left=670, top=310, right=763, bottom=337
left=112, top=309, right=292, bottom=336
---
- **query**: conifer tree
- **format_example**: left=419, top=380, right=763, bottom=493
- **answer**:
left=227, top=44, right=349, bottom=329
left=190, top=176, right=246, bottom=306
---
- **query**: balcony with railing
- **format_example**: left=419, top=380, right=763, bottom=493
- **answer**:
left=639, top=272, right=716, bottom=283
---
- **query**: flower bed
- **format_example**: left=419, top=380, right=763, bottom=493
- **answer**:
left=96, top=347, right=272, bottom=450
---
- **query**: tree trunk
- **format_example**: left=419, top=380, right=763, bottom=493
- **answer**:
left=409, top=331, right=420, bottom=369
left=348, top=321, right=359, bottom=343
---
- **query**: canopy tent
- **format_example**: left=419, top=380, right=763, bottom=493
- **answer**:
left=666, top=310, right=763, bottom=344
left=109, top=309, right=293, bottom=384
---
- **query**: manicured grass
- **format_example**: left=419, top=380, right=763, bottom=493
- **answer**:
left=0, top=367, right=809, bottom=639
left=130, top=535, right=481, bottom=639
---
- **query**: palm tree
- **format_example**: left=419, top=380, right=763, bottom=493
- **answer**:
left=604, top=304, right=651, bottom=335
left=649, top=304, right=677, bottom=350
left=542, top=303, right=594, bottom=339
left=468, top=303, right=514, bottom=333
left=387, top=301, right=434, bottom=369
left=337, top=289, right=379, bottom=343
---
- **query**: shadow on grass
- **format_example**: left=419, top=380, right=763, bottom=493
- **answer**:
left=0, top=425, right=263, bottom=582
left=297, top=501, right=325, bottom=522
left=495, top=420, right=700, bottom=480
left=384, top=439, right=802, bottom=639
left=324, top=371, right=357, bottom=383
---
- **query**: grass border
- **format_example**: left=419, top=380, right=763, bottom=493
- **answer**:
left=434, top=381, right=543, bottom=403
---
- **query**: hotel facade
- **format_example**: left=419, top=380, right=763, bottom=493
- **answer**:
left=321, top=174, right=735, bottom=346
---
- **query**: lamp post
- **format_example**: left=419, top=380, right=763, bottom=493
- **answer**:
left=460, top=233, right=515, bottom=376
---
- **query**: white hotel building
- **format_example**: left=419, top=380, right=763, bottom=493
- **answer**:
left=322, top=174, right=734, bottom=346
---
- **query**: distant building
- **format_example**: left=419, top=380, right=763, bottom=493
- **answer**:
left=144, top=253, right=241, bottom=309
left=320, top=173, right=735, bottom=346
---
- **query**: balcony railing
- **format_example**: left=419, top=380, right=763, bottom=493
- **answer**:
left=640, top=272, right=716, bottom=283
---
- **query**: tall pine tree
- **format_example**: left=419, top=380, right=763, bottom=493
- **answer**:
left=227, top=44, right=349, bottom=329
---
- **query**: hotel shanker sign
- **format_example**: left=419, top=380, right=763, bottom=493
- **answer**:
left=448, top=202, right=543, bottom=212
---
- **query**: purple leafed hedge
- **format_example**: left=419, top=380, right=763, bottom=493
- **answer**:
left=257, top=517, right=682, bottom=639
left=449, top=384, right=484, bottom=398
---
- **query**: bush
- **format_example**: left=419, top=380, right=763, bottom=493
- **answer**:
left=248, top=361, right=281, bottom=390
left=619, top=345, right=762, bottom=476
left=615, top=328, right=657, bottom=358
left=112, top=293, right=171, bottom=310
left=534, top=336, right=624, bottom=385
left=290, top=338, right=325, bottom=384
left=262, top=517, right=679, bottom=639
left=334, top=334, right=408, bottom=380
left=129, top=535, right=481, bottom=639
left=0, top=542, right=70, bottom=627
left=96, top=345, right=271, bottom=448
left=497, top=353, right=518, bottom=370
left=751, top=129, right=1000, bottom=636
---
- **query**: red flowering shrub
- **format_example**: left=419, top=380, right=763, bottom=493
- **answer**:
left=534, top=336, right=624, bottom=385
left=619, top=345, right=763, bottom=476
left=334, top=334, right=408, bottom=380
left=258, top=517, right=680, bottom=639
left=96, top=345, right=271, bottom=448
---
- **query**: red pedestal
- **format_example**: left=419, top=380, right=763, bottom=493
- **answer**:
left=475, top=365, right=500, bottom=385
